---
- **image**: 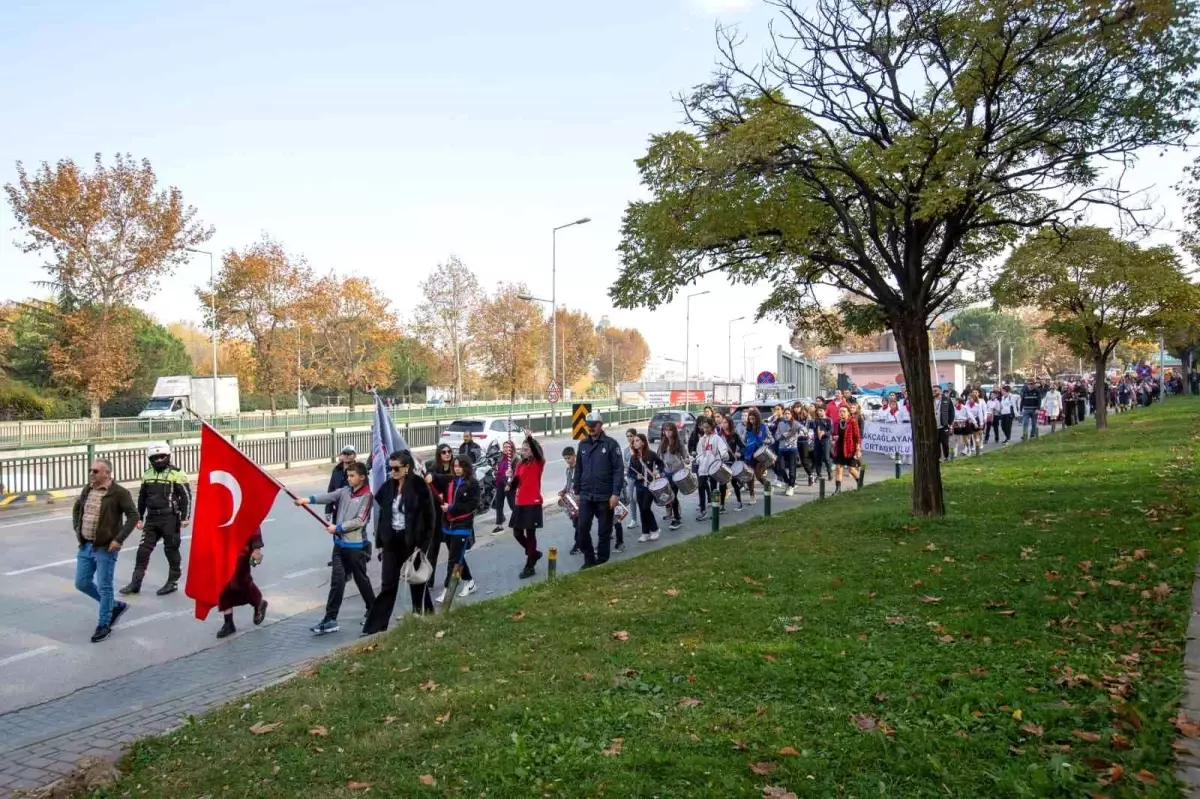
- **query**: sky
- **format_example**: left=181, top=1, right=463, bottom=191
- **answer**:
left=0, top=0, right=1192, bottom=387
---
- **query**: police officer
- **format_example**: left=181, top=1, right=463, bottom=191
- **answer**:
left=120, top=443, right=191, bottom=596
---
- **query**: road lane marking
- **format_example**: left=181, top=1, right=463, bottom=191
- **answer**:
left=0, top=645, right=57, bottom=667
left=3, top=558, right=77, bottom=576
left=0, top=515, right=73, bottom=530
left=281, top=567, right=326, bottom=580
left=121, top=610, right=192, bottom=629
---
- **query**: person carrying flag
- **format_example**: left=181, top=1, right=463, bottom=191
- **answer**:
left=214, top=526, right=268, bottom=639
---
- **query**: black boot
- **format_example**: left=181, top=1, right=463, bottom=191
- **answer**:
left=834, top=481, right=841, bottom=495
left=156, top=581, right=178, bottom=596
left=119, top=579, right=142, bottom=596
left=217, top=617, right=236, bottom=639
left=857, top=466, right=865, bottom=489
left=253, top=600, right=268, bottom=626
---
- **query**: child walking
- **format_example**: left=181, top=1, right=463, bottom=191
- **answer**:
left=509, top=429, right=545, bottom=579
left=215, top=526, right=268, bottom=639
left=436, top=456, right=481, bottom=602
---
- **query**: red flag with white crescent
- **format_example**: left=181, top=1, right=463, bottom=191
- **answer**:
left=185, top=424, right=281, bottom=620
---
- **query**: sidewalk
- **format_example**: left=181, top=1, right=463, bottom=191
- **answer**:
left=0, top=426, right=1062, bottom=796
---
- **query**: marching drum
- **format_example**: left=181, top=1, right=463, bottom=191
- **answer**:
left=753, top=446, right=778, bottom=469
left=648, top=477, right=674, bottom=506
left=707, top=461, right=733, bottom=485
left=673, top=468, right=699, bottom=496
left=730, top=461, right=751, bottom=485
left=558, top=493, right=580, bottom=518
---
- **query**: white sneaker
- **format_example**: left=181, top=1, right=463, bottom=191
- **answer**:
left=627, top=519, right=638, bottom=528
left=457, top=580, right=477, bottom=598
left=433, top=589, right=446, bottom=604
left=785, top=487, right=795, bottom=497
left=637, top=533, right=650, bottom=543
left=649, top=531, right=660, bottom=541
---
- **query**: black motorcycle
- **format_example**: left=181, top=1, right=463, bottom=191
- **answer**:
left=474, top=447, right=501, bottom=517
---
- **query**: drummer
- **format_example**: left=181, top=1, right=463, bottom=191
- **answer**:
left=656, top=422, right=687, bottom=531
left=741, top=407, right=773, bottom=506
left=628, top=433, right=665, bottom=543
left=693, top=416, right=730, bottom=522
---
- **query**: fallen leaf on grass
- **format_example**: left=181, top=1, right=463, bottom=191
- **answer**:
left=762, top=788, right=798, bottom=799
left=510, top=610, right=526, bottom=621
left=434, top=630, right=446, bottom=639
left=1154, top=583, right=1172, bottom=600
left=419, top=679, right=438, bottom=692
left=886, top=616, right=905, bottom=624
left=383, top=716, right=397, bottom=725
left=919, top=595, right=942, bottom=604
left=762, top=654, right=778, bottom=663
left=1110, top=733, right=1131, bottom=750
left=435, top=711, right=451, bottom=725
left=249, top=722, right=281, bottom=735
left=418, top=774, right=436, bottom=786
left=851, top=714, right=878, bottom=731
left=347, top=781, right=372, bottom=791
left=732, top=739, right=748, bottom=751
left=1100, top=764, right=1125, bottom=786
left=742, top=576, right=761, bottom=585
left=1135, top=769, right=1158, bottom=785
left=784, top=625, right=800, bottom=633
left=665, top=589, right=679, bottom=597
left=612, top=631, right=630, bottom=641
left=1045, top=571, right=1061, bottom=581
left=679, top=697, right=702, bottom=708
left=601, top=737, right=624, bottom=756
left=1021, top=723, right=1043, bottom=737
left=924, top=542, right=938, bottom=551
left=583, top=672, right=594, bottom=681
left=998, top=610, right=1016, bottom=616
left=1133, top=548, right=1149, bottom=560
left=308, top=726, right=328, bottom=737
left=749, top=762, right=777, bottom=776
left=778, top=746, right=800, bottom=756
left=1072, top=729, right=1101, bottom=742
left=938, top=635, right=955, bottom=644
left=621, top=668, right=640, bottom=678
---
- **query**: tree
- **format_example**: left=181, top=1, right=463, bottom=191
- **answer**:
left=5, top=153, right=212, bottom=307
left=994, top=226, right=1197, bottom=428
left=599, top=327, right=651, bottom=387
left=168, top=322, right=259, bottom=392
left=552, top=308, right=599, bottom=388
left=411, top=255, right=480, bottom=403
left=388, top=335, right=439, bottom=401
left=308, top=276, right=398, bottom=410
left=946, top=309, right=1033, bottom=382
left=470, top=283, right=545, bottom=400
left=0, top=300, right=58, bottom=387
left=201, top=236, right=312, bottom=412
left=610, top=0, right=1199, bottom=516
left=48, top=306, right=139, bottom=419
left=123, top=310, right=193, bottom=398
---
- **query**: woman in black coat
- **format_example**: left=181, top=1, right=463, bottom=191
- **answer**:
left=362, top=450, right=438, bottom=634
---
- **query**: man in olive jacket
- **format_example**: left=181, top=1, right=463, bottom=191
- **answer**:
left=72, top=459, right=140, bottom=643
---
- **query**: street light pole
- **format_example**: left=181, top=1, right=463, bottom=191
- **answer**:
left=728, top=316, right=745, bottom=385
left=742, top=333, right=755, bottom=382
left=997, top=337, right=1003, bottom=384
left=187, top=248, right=218, bottom=391
left=684, top=290, right=710, bottom=408
left=551, top=217, right=591, bottom=391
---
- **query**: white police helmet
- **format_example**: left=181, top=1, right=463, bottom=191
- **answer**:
left=146, top=442, right=171, bottom=459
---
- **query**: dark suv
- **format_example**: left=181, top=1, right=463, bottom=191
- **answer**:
left=647, top=410, right=696, bottom=444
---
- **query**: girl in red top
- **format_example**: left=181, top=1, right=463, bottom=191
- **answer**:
left=832, top=405, right=861, bottom=494
left=508, top=429, right=546, bottom=579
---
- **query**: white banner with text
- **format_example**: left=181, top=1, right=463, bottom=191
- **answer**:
left=860, top=419, right=913, bottom=457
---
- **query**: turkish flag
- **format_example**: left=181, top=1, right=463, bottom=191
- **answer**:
left=185, top=424, right=281, bottom=620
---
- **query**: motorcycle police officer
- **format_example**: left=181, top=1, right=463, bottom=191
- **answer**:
left=120, top=443, right=192, bottom=596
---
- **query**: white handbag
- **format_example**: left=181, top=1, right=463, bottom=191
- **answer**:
left=399, top=547, right=433, bottom=586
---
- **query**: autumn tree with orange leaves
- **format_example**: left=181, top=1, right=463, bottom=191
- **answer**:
left=471, top=283, right=545, bottom=400
left=308, top=276, right=398, bottom=410
left=48, top=307, right=138, bottom=419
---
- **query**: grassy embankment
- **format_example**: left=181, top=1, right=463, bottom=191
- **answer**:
left=105, top=400, right=1200, bottom=798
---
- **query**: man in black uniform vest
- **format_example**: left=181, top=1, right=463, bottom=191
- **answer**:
left=120, top=442, right=192, bottom=597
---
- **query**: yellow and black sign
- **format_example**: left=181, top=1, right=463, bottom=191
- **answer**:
left=571, top=403, right=592, bottom=441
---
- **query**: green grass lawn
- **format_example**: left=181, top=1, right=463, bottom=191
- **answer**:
left=105, top=400, right=1200, bottom=798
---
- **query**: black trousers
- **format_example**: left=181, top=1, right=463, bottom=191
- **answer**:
left=937, top=427, right=951, bottom=459
left=493, top=486, right=515, bottom=525
left=576, top=498, right=613, bottom=564
left=999, top=414, right=1014, bottom=442
left=778, top=450, right=798, bottom=487
left=698, top=475, right=712, bottom=511
left=325, top=547, right=374, bottom=622
left=985, top=415, right=1001, bottom=442
left=718, top=477, right=742, bottom=506
left=132, top=513, right=181, bottom=583
left=798, top=444, right=813, bottom=477
left=635, top=486, right=659, bottom=533
left=363, top=540, right=438, bottom=634
left=444, top=534, right=473, bottom=585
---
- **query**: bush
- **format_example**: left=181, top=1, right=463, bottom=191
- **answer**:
left=0, top=382, right=56, bottom=420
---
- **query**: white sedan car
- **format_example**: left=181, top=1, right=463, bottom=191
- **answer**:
left=439, top=417, right=522, bottom=451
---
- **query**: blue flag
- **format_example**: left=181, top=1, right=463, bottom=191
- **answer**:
left=369, top=392, right=418, bottom=498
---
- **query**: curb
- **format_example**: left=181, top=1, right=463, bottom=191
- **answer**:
left=0, top=490, right=70, bottom=508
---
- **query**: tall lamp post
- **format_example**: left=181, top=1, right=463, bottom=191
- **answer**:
left=742, top=333, right=756, bottom=381
left=728, top=316, right=746, bottom=385
left=683, top=290, right=710, bottom=409
left=551, top=218, right=591, bottom=391
left=186, top=248, right=218, bottom=389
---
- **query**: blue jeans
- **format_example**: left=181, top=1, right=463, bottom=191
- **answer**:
left=1021, top=409, right=1039, bottom=440
left=75, top=543, right=119, bottom=626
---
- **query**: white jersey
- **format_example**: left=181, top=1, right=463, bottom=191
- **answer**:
left=964, top=400, right=986, bottom=426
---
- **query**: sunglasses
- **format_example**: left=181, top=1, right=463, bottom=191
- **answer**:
left=90, top=468, right=103, bottom=474
left=390, top=466, right=405, bottom=473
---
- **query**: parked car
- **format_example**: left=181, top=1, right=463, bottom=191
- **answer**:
left=647, top=410, right=697, bottom=444
left=726, top=402, right=789, bottom=433
left=439, top=417, right=522, bottom=450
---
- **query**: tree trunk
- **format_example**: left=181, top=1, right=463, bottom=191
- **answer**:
left=348, top=385, right=356, bottom=413
left=90, top=400, right=101, bottom=421
left=1092, top=349, right=1108, bottom=430
left=891, top=314, right=946, bottom=517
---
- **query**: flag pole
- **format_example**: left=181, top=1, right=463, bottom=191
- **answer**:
left=187, top=409, right=330, bottom=529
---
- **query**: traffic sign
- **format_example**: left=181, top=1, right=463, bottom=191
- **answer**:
left=571, top=403, right=592, bottom=440
left=547, top=379, right=561, bottom=404
left=756, top=371, right=777, bottom=385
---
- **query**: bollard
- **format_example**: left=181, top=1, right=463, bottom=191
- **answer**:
left=894, top=452, right=902, bottom=479
left=711, top=505, right=720, bottom=533
left=818, top=477, right=826, bottom=499
left=547, top=546, right=558, bottom=580
left=764, top=484, right=773, bottom=518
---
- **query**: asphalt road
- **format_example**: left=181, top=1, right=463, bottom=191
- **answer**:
left=0, top=431, right=586, bottom=714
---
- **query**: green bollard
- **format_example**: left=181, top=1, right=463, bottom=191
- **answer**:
left=547, top=546, right=557, bottom=580
left=894, top=452, right=902, bottom=479
left=764, top=484, right=772, bottom=518
left=818, top=477, right=826, bottom=499
left=711, top=505, right=720, bottom=533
